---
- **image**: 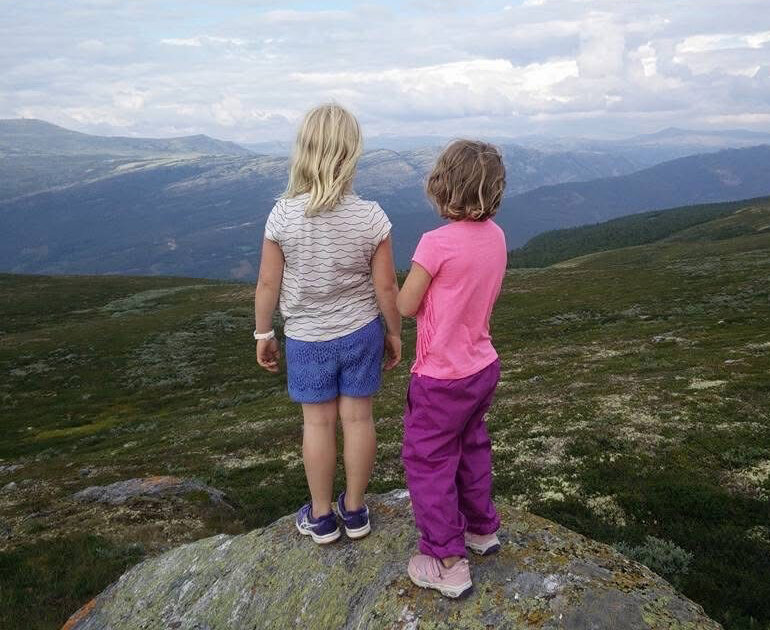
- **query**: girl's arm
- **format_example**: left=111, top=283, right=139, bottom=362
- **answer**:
left=396, top=263, right=432, bottom=317
left=254, top=238, right=284, bottom=373
left=371, top=236, right=402, bottom=370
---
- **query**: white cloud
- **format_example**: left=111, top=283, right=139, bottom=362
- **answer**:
left=76, top=39, right=106, bottom=52
left=677, top=30, right=770, bottom=53
left=1, top=0, right=769, bottom=140
left=160, top=38, right=203, bottom=47
left=577, top=15, right=626, bottom=79
left=161, top=36, right=248, bottom=47
left=293, top=58, right=579, bottom=117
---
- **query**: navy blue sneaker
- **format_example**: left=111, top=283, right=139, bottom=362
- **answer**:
left=336, top=492, right=371, bottom=539
left=295, top=504, right=340, bottom=544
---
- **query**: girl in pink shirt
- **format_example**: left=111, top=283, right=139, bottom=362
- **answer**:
left=397, top=140, right=507, bottom=598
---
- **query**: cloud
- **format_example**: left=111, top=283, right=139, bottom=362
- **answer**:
left=1, top=0, right=769, bottom=140
left=677, top=30, right=770, bottom=53
left=160, top=36, right=249, bottom=47
left=292, top=58, right=579, bottom=118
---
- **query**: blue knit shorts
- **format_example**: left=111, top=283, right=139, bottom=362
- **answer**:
left=285, top=317, right=384, bottom=404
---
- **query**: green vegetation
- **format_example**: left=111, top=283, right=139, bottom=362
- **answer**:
left=1, top=201, right=769, bottom=629
left=508, top=196, right=770, bottom=268
left=614, top=536, right=693, bottom=588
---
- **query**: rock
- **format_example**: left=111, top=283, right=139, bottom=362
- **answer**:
left=0, top=463, right=23, bottom=474
left=72, top=476, right=230, bottom=507
left=651, top=334, right=686, bottom=344
left=79, top=467, right=94, bottom=478
left=2, top=481, right=17, bottom=493
left=62, top=490, right=721, bottom=630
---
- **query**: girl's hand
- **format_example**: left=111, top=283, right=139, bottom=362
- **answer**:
left=257, top=338, right=281, bottom=373
left=384, top=333, right=401, bottom=371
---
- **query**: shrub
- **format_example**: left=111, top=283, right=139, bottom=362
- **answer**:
left=615, top=536, right=693, bottom=587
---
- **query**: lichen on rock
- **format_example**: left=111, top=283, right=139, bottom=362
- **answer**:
left=63, top=490, right=722, bottom=629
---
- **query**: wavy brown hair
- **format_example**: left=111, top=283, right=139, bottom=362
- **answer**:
left=426, top=140, right=506, bottom=221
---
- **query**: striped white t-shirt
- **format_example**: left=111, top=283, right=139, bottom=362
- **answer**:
left=264, top=193, right=392, bottom=342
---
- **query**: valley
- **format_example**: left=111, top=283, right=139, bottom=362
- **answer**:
left=3, top=119, right=770, bottom=277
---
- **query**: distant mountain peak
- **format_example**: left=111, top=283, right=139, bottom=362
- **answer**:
left=0, top=118, right=251, bottom=157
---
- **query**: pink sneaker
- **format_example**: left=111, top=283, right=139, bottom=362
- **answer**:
left=464, top=531, right=501, bottom=556
left=407, top=554, right=473, bottom=598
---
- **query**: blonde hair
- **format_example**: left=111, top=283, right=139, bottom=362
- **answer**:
left=426, top=140, right=506, bottom=221
left=284, top=104, right=363, bottom=217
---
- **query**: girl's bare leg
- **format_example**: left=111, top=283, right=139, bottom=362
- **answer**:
left=339, top=395, right=376, bottom=511
left=301, top=399, right=338, bottom=518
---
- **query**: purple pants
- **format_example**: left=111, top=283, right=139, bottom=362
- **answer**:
left=402, top=359, right=501, bottom=559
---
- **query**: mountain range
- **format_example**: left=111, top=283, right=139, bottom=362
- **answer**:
left=1, top=119, right=770, bottom=278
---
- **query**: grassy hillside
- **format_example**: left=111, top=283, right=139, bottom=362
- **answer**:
left=508, top=196, right=770, bottom=268
left=1, top=219, right=769, bottom=628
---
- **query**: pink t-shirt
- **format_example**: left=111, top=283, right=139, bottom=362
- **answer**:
left=411, top=219, right=507, bottom=379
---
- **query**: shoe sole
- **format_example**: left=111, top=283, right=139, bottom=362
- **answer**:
left=295, top=520, right=341, bottom=544
left=345, top=522, right=371, bottom=539
left=408, top=572, right=473, bottom=599
left=466, top=541, right=501, bottom=556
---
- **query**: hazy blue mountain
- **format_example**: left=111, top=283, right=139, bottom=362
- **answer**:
left=3, top=119, right=770, bottom=280
left=513, top=127, right=770, bottom=167
left=240, top=141, right=293, bottom=156
left=0, top=119, right=641, bottom=203
left=2, top=144, right=770, bottom=279
left=0, top=152, right=434, bottom=279
left=0, top=119, right=252, bottom=157
left=497, top=145, right=770, bottom=248
left=0, top=119, right=254, bottom=202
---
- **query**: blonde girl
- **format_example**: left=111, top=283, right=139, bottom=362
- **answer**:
left=254, top=104, right=401, bottom=543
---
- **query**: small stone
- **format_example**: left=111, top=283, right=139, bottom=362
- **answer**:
left=2, top=482, right=17, bottom=492
left=79, top=468, right=93, bottom=477
left=397, top=588, right=405, bottom=596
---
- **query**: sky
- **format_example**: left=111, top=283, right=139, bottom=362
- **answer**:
left=1, top=0, right=770, bottom=142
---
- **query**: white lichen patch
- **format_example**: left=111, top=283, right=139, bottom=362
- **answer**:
left=101, top=285, right=207, bottom=317
left=213, top=450, right=302, bottom=471
left=598, top=394, right=634, bottom=415
left=594, top=395, right=678, bottom=452
left=493, top=436, right=571, bottom=471
left=585, top=348, right=622, bottom=361
left=538, top=476, right=581, bottom=503
left=727, top=460, right=770, bottom=500
left=746, top=525, right=770, bottom=546
left=688, top=379, right=727, bottom=390
left=586, top=495, right=628, bottom=528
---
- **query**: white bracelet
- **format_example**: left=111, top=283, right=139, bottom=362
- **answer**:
left=253, top=329, right=275, bottom=341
